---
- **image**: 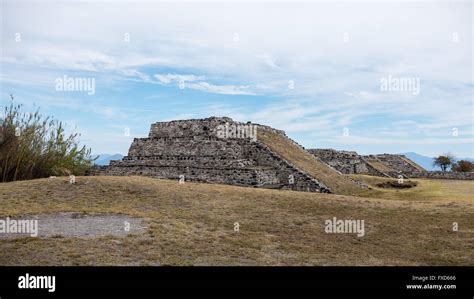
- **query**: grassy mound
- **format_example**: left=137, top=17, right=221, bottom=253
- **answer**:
left=257, top=129, right=365, bottom=195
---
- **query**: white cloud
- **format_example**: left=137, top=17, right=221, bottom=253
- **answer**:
left=120, top=70, right=151, bottom=82
left=186, top=82, right=256, bottom=95
left=153, top=73, right=257, bottom=95
left=1, top=1, right=472, bottom=156
left=154, top=73, right=204, bottom=84
left=328, top=135, right=474, bottom=145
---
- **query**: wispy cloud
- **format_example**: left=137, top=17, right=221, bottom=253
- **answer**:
left=154, top=74, right=204, bottom=84
left=1, top=1, right=472, bottom=156
left=154, top=73, right=257, bottom=95
left=328, top=135, right=474, bottom=145
left=185, top=82, right=256, bottom=95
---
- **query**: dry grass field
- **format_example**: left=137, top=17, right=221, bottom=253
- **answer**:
left=0, top=175, right=472, bottom=266
left=353, top=175, right=474, bottom=202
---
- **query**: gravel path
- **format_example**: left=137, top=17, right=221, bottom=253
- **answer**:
left=0, top=212, right=146, bottom=239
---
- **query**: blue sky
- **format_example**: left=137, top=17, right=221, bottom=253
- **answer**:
left=1, top=0, right=473, bottom=157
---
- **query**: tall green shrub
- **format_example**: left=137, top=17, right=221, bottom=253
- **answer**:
left=0, top=96, right=95, bottom=182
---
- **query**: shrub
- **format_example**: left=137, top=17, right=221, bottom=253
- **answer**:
left=0, top=96, right=95, bottom=182
left=452, top=160, right=474, bottom=172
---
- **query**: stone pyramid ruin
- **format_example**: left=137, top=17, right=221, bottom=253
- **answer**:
left=309, top=149, right=426, bottom=178
left=92, top=117, right=365, bottom=194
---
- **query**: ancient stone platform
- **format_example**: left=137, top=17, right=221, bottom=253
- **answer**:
left=91, top=117, right=335, bottom=193
left=309, top=149, right=426, bottom=178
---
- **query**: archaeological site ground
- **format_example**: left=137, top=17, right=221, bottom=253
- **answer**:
left=0, top=118, right=472, bottom=266
left=0, top=2, right=473, bottom=297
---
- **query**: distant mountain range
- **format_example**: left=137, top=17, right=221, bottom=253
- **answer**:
left=93, top=152, right=473, bottom=171
left=93, top=154, right=124, bottom=166
left=400, top=152, right=474, bottom=171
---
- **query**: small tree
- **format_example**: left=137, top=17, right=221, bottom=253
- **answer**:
left=452, top=160, right=474, bottom=172
left=433, top=153, right=455, bottom=172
